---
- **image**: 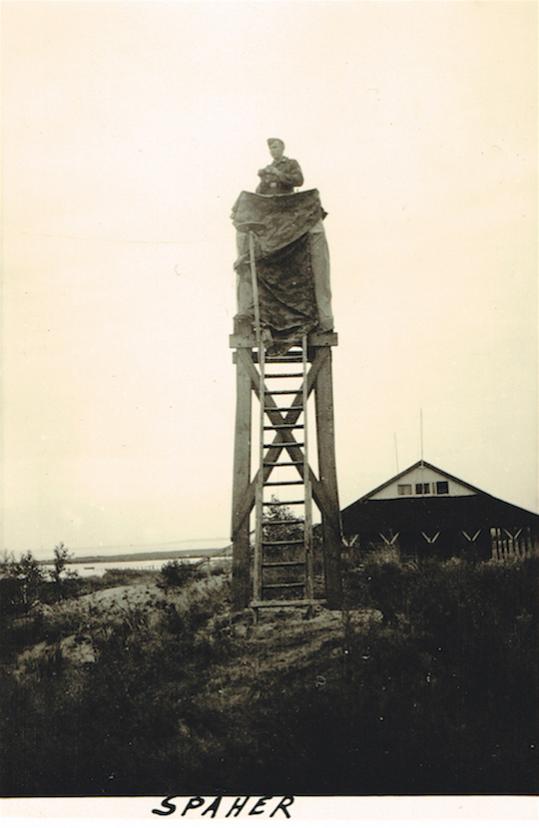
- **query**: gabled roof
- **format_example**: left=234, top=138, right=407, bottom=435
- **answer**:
left=342, top=459, right=539, bottom=534
left=359, top=459, right=488, bottom=501
left=342, top=493, right=539, bottom=534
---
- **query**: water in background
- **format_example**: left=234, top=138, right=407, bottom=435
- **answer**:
left=41, top=556, right=230, bottom=578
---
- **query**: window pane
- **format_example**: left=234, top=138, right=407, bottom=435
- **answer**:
left=436, top=481, right=449, bottom=494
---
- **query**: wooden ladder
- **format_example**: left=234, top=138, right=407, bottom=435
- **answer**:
left=251, top=336, right=316, bottom=611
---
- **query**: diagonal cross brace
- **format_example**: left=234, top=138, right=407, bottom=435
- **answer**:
left=232, top=347, right=339, bottom=537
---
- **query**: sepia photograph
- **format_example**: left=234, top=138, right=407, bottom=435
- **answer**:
left=1, top=0, right=537, bottom=808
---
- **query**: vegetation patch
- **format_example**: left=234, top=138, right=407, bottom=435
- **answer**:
left=0, top=552, right=537, bottom=795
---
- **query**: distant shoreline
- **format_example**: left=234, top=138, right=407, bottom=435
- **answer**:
left=36, top=548, right=230, bottom=565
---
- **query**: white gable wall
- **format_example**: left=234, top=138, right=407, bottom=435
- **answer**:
left=369, top=467, right=476, bottom=500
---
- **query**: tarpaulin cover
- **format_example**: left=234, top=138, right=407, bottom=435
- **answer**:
left=231, top=189, right=326, bottom=337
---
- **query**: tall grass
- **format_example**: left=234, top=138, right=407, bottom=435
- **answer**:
left=0, top=557, right=536, bottom=795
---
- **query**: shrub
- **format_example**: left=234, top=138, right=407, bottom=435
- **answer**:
left=209, top=559, right=231, bottom=577
left=158, top=559, right=205, bottom=589
left=100, top=568, right=156, bottom=588
left=1, top=552, right=45, bottom=613
left=0, top=573, right=232, bottom=795
left=0, top=577, right=24, bottom=619
left=0, top=555, right=536, bottom=796
left=50, top=543, right=78, bottom=594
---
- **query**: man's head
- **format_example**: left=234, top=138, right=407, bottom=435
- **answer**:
left=267, top=137, right=285, bottom=161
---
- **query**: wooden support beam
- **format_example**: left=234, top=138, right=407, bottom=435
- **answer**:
left=231, top=348, right=339, bottom=537
left=230, top=351, right=252, bottom=610
left=314, top=346, right=343, bottom=608
left=230, top=339, right=342, bottom=608
left=231, top=463, right=340, bottom=542
left=231, top=347, right=310, bottom=533
left=229, top=331, right=339, bottom=349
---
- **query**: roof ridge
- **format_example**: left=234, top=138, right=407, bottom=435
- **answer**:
left=359, top=459, right=484, bottom=502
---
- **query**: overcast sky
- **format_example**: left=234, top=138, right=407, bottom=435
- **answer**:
left=1, top=0, right=537, bottom=556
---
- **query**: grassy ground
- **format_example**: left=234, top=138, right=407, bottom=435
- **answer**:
left=0, top=556, right=537, bottom=796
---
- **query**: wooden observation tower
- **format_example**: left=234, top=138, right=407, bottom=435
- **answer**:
left=229, top=217, right=343, bottom=612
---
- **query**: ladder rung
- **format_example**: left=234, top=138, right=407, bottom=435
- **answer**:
left=251, top=599, right=323, bottom=608
left=264, top=480, right=303, bottom=486
left=263, top=499, right=304, bottom=506
left=262, top=518, right=304, bottom=526
left=257, top=336, right=309, bottom=599
left=263, top=461, right=303, bottom=466
left=262, top=539, right=304, bottom=547
left=262, top=560, right=305, bottom=567
left=265, top=390, right=303, bottom=395
left=264, top=356, right=303, bottom=363
left=263, top=442, right=304, bottom=448
left=265, top=372, right=303, bottom=378
left=265, top=406, right=303, bottom=412
left=263, top=424, right=304, bottom=430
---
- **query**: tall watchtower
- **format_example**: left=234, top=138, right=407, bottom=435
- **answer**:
left=229, top=185, right=342, bottom=612
left=230, top=327, right=342, bottom=611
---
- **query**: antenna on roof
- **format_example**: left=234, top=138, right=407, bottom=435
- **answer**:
left=419, top=408, right=424, bottom=465
left=419, top=408, right=425, bottom=496
left=393, top=432, right=400, bottom=473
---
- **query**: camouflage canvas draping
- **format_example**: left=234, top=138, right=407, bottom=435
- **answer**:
left=231, top=189, right=327, bottom=337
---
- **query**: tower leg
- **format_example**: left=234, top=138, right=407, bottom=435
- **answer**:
left=231, top=351, right=252, bottom=610
left=314, top=346, right=343, bottom=608
left=230, top=333, right=342, bottom=610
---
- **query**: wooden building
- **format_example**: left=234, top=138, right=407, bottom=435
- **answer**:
left=341, top=460, right=539, bottom=561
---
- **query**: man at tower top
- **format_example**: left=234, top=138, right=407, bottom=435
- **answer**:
left=256, top=138, right=304, bottom=195
left=232, top=138, right=334, bottom=333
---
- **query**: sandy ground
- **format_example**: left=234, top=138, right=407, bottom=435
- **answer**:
left=15, top=582, right=164, bottom=673
left=15, top=576, right=378, bottom=691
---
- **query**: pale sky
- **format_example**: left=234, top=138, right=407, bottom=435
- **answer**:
left=1, top=0, right=537, bottom=556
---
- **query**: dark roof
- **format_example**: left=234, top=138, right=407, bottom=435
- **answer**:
left=342, top=493, right=539, bottom=534
left=342, top=460, right=539, bottom=534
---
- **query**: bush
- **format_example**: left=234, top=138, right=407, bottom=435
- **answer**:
left=0, top=548, right=83, bottom=618
left=357, top=555, right=539, bottom=632
left=100, top=568, right=156, bottom=588
left=0, top=554, right=536, bottom=796
left=0, top=574, right=231, bottom=795
left=0, top=613, right=46, bottom=661
left=158, top=559, right=205, bottom=589
left=0, top=552, right=45, bottom=614
left=0, top=577, right=25, bottom=618
left=50, top=543, right=77, bottom=595
left=237, top=557, right=539, bottom=794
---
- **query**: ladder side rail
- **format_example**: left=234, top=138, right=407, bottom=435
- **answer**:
left=231, top=349, right=340, bottom=543
left=302, top=335, right=314, bottom=599
left=259, top=339, right=308, bottom=605
left=253, top=340, right=266, bottom=601
left=248, top=228, right=265, bottom=603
